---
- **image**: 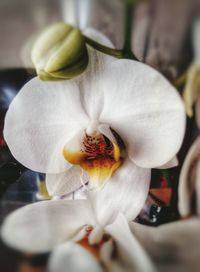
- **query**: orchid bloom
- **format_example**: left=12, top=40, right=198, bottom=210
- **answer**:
left=3, top=28, right=185, bottom=208
left=1, top=198, right=155, bottom=272
left=183, top=18, right=200, bottom=119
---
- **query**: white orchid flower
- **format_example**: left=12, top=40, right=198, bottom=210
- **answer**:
left=1, top=199, right=155, bottom=272
left=3, top=27, right=185, bottom=208
left=178, top=136, right=200, bottom=217
left=183, top=18, right=200, bottom=119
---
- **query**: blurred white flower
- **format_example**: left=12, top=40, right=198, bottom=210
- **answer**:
left=1, top=199, right=155, bottom=272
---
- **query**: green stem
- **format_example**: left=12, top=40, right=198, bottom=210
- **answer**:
left=84, top=0, right=139, bottom=61
left=84, top=36, right=125, bottom=59
left=123, top=0, right=138, bottom=60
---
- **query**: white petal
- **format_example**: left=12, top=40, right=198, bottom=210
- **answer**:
left=98, top=60, right=185, bottom=168
left=178, top=137, right=200, bottom=217
left=157, top=156, right=178, bottom=169
left=4, top=77, right=89, bottom=173
left=84, top=28, right=114, bottom=48
left=53, top=185, right=87, bottom=200
left=49, top=242, right=103, bottom=272
left=88, top=225, right=104, bottom=245
left=1, top=200, right=95, bottom=253
left=89, top=159, right=151, bottom=226
left=130, top=218, right=200, bottom=272
left=73, top=186, right=88, bottom=199
left=105, top=214, right=155, bottom=272
left=46, top=166, right=88, bottom=196
left=76, top=36, right=116, bottom=120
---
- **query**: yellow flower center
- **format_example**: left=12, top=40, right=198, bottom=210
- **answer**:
left=63, top=128, right=123, bottom=187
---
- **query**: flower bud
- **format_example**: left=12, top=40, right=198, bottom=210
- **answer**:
left=31, top=23, right=88, bottom=80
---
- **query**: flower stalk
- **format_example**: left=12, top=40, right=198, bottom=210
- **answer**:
left=84, top=36, right=124, bottom=58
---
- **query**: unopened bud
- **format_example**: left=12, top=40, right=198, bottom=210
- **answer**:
left=31, top=22, right=88, bottom=81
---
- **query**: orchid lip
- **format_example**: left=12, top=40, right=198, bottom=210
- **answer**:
left=63, top=124, right=124, bottom=187
left=77, top=225, right=110, bottom=261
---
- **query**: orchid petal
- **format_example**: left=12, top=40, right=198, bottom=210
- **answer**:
left=49, top=242, right=103, bottom=272
left=46, top=166, right=88, bottom=196
left=84, top=28, right=114, bottom=48
left=51, top=181, right=87, bottom=201
left=130, top=218, right=200, bottom=272
left=1, top=200, right=95, bottom=253
left=54, top=186, right=87, bottom=200
left=71, top=186, right=88, bottom=200
left=178, top=137, right=200, bottom=217
left=105, top=214, right=155, bottom=272
left=88, top=225, right=104, bottom=245
left=76, top=36, right=116, bottom=120
left=89, top=159, right=151, bottom=225
left=97, top=60, right=185, bottom=168
left=4, top=78, right=89, bottom=173
left=157, top=156, right=178, bottom=169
